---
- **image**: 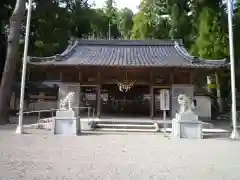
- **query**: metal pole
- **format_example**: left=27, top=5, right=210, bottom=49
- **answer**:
left=227, top=0, right=240, bottom=139
left=108, top=22, right=111, bottom=40
left=163, top=110, right=167, bottom=137
left=16, top=0, right=33, bottom=134
left=88, top=107, right=90, bottom=124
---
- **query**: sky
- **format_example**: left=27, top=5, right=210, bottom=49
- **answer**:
left=89, top=0, right=141, bottom=13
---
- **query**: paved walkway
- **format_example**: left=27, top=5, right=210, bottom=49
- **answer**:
left=0, top=125, right=240, bottom=180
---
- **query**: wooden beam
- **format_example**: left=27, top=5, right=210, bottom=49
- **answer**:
left=152, top=85, right=171, bottom=88
left=190, top=70, right=195, bottom=84
left=78, top=71, right=82, bottom=81
left=215, top=72, right=223, bottom=113
left=60, top=71, right=63, bottom=81
left=150, top=71, right=154, bottom=119
left=170, top=68, right=174, bottom=84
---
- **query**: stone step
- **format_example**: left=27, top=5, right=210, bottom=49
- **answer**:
left=94, top=121, right=157, bottom=125
left=95, top=123, right=156, bottom=128
left=95, top=128, right=158, bottom=132
left=158, top=128, right=229, bottom=134
left=93, top=119, right=171, bottom=124
left=94, top=121, right=158, bottom=132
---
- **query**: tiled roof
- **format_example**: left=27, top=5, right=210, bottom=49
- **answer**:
left=28, top=39, right=228, bottom=68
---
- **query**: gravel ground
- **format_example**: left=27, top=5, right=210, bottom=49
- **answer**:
left=0, top=125, right=240, bottom=180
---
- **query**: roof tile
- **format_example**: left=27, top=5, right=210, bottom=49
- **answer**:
left=29, top=40, right=228, bottom=68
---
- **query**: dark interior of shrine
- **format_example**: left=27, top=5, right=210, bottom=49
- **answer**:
left=79, top=84, right=170, bottom=118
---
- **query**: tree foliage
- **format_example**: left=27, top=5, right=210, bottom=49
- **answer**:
left=131, top=0, right=170, bottom=39
left=191, top=7, right=228, bottom=59
left=30, top=0, right=71, bottom=56
left=118, top=8, right=133, bottom=39
left=167, top=0, right=190, bottom=40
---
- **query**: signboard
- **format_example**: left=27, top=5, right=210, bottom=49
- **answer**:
left=160, top=89, right=170, bottom=110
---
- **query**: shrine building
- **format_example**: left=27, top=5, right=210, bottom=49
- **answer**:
left=27, top=39, right=227, bottom=121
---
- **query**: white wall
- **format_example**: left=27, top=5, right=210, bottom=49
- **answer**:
left=194, top=96, right=211, bottom=119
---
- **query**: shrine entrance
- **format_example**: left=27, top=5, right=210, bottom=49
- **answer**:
left=100, top=84, right=150, bottom=117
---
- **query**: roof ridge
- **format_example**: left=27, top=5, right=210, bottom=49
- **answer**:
left=61, top=40, right=78, bottom=57
left=60, top=40, right=79, bottom=58
left=174, top=41, right=194, bottom=63
left=28, top=40, right=79, bottom=63
left=174, top=41, right=227, bottom=65
left=75, top=39, right=179, bottom=46
left=29, top=39, right=182, bottom=62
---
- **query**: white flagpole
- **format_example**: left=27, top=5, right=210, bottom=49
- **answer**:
left=16, top=0, right=33, bottom=134
left=227, top=0, right=240, bottom=139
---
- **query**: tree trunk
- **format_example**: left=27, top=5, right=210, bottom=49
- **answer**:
left=0, top=30, right=7, bottom=80
left=0, top=0, right=26, bottom=124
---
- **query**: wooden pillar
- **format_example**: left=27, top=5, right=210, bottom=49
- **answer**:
left=190, top=71, right=195, bottom=95
left=150, top=72, right=154, bottom=119
left=27, top=67, right=31, bottom=81
left=78, top=71, right=82, bottom=81
left=97, top=72, right=101, bottom=118
left=170, top=68, right=174, bottom=119
left=207, top=72, right=213, bottom=93
left=215, top=72, right=223, bottom=113
left=170, top=68, right=174, bottom=84
left=60, top=71, right=63, bottom=81
left=190, top=71, right=195, bottom=84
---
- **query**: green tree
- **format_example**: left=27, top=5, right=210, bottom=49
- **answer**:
left=234, top=0, right=240, bottom=64
left=30, top=0, right=71, bottom=56
left=131, top=0, right=170, bottom=39
left=167, top=0, right=191, bottom=46
left=0, top=0, right=26, bottom=123
left=118, top=8, right=133, bottom=39
left=188, top=0, right=225, bottom=48
left=0, top=0, right=15, bottom=79
left=192, top=8, right=228, bottom=59
left=104, top=0, right=120, bottom=38
left=131, top=11, right=151, bottom=39
left=70, top=0, right=93, bottom=38
left=89, top=9, right=109, bottom=38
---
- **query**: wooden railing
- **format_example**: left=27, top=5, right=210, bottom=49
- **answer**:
left=16, top=106, right=96, bottom=125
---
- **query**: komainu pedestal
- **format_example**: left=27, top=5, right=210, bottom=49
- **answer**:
left=52, top=92, right=80, bottom=135
left=52, top=110, right=80, bottom=135
left=172, top=94, right=203, bottom=139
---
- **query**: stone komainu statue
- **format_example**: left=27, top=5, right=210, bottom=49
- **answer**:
left=60, top=92, right=74, bottom=110
left=177, top=94, right=195, bottom=113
